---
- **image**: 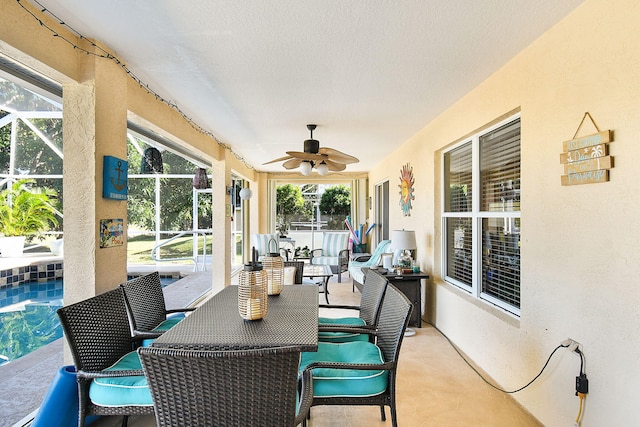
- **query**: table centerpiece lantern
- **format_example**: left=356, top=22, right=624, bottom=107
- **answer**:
left=238, top=248, right=268, bottom=320
left=263, top=238, right=284, bottom=295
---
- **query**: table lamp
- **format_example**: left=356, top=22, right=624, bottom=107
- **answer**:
left=391, top=230, right=416, bottom=269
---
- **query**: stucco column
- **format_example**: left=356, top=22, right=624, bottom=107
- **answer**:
left=62, top=49, right=128, bottom=305
left=211, top=157, right=231, bottom=290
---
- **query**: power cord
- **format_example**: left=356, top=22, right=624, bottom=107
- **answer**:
left=574, top=348, right=588, bottom=426
left=423, top=319, right=586, bottom=395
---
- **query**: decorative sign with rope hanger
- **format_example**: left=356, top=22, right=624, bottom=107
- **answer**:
left=560, top=112, right=614, bottom=186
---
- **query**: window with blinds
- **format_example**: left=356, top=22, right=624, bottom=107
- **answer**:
left=442, top=115, right=521, bottom=315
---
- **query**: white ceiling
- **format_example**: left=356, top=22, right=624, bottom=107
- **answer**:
left=33, top=0, right=584, bottom=173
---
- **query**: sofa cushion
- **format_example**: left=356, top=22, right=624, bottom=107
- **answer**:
left=321, top=233, right=349, bottom=257
left=251, top=233, right=279, bottom=257
left=299, top=341, right=388, bottom=398
left=89, top=351, right=153, bottom=407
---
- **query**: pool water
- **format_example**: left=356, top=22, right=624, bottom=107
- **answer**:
left=0, top=280, right=64, bottom=364
left=0, top=276, right=179, bottom=364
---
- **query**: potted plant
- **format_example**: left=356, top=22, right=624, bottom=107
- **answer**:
left=0, top=179, right=59, bottom=257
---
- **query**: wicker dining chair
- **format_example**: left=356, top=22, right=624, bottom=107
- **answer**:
left=56, top=288, right=154, bottom=427
left=284, top=260, right=305, bottom=284
left=120, top=271, right=195, bottom=344
left=317, top=268, right=388, bottom=343
left=139, top=346, right=313, bottom=427
left=300, top=284, right=412, bottom=427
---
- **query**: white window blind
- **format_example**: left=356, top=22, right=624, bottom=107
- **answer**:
left=442, top=115, right=521, bottom=315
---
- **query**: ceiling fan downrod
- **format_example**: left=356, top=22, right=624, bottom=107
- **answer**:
left=304, top=124, right=319, bottom=154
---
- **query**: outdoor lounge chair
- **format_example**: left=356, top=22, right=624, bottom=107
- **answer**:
left=348, top=239, right=392, bottom=292
left=300, top=284, right=412, bottom=427
left=310, top=231, right=350, bottom=282
left=139, top=346, right=313, bottom=427
left=56, top=288, right=154, bottom=427
left=120, top=271, right=195, bottom=346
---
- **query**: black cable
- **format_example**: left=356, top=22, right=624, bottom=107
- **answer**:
left=423, top=318, right=570, bottom=394
left=575, top=348, right=585, bottom=375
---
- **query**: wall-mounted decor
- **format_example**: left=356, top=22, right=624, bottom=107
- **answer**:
left=103, top=156, right=128, bottom=200
left=398, top=163, right=415, bottom=216
left=560, top=113, right=614, bottom=186
left=100, top=218, right=124, bottom=248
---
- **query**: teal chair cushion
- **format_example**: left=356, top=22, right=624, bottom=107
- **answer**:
left=300, top=341, right=388, bottom=398
left=141, top=314, right=185, bottom=346
left=318, top=317, right=369, bottom=342
left=89, top=351, right=153, bottom=407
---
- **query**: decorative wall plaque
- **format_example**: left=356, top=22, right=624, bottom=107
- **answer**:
left=560, top=113, right=614, bottom=186
left=398, top=163, right=415, bottom=216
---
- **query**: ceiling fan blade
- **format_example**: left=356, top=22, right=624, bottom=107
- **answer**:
left=282, top=158, right=303, bottom=169
left=318, top=147, right=359, bottom=164
left=323, top=159, right=346, bottom=171
left=286, top=151, right=327, bottom=162
left=263, top=155, right=294, bottom=165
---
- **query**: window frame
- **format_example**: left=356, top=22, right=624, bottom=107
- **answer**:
left=441, top=113, right=521, bottom=316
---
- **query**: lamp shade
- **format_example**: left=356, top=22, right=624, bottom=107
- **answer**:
left=300, top=161, right=312, bottom=176
left=317, top=162, right=329, bottom=176
left=391, top=230, right=416, bottom=251
left=141, top=147, right=163, bottom=173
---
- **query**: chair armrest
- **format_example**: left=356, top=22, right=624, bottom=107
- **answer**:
left=77, top=368, right=146, bottom=379
left=338, top=249, right=350, bottom=266
left=133, top=329, right=164, bottom=339
left=318, top=304, right=360, bottom=311
left=317, top=325, right=376, bottom=335
left=165, top=307, right=196, bottom=315
left=352, top=254, right=371, bottom=262
left=305, top=359, right=396, bottom=372
left=295, top=366, right=314, bottom=425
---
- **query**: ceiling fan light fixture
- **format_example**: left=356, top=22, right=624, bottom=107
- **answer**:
left=300, top=161, right=312, bottom=176
left=317, top=162, right=329, bottom=176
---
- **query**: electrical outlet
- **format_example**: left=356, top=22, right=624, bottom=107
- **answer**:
left=561, top=338, right=581, bottom=353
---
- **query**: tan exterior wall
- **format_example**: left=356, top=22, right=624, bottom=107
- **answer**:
left=368, top=0, right=640, bottom=424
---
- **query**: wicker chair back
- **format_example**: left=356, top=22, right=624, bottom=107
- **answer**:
left=139, top=346, right=313, bottom=427
left=121, top=272, right=166, bottom=333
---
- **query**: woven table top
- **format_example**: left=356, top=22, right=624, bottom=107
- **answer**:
left=153, top=285, right=319, bottom=352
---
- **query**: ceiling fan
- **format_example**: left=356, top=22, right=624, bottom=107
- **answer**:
left=263, top=124, right=359, bottom=175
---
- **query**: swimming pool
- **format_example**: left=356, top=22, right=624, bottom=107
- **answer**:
left=0, top=279, right=64, bottom=364
left=0, top=276, right=179, bottom=364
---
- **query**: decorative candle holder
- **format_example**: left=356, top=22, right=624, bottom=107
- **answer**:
left=263, top=238, right=284, bottom=295
left=238, top=248, right=268, bottom=320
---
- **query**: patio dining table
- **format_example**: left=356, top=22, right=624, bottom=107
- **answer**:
left=152, top=285, right=319, bottom=352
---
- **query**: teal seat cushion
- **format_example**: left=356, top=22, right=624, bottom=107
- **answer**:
left=300, top=342, right=388, bottom=398
left=153, top=315, right=184, bottom=332
left=318, top=317, right=369, bottom=342
left=89, top=351, right=153, bottom=407
left=141, top=315, right=185, bottom=346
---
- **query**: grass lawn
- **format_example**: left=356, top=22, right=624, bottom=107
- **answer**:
left=127, top=234, right=212, bottom=264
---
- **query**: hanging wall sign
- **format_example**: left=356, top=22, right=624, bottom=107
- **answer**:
left=560, top=113, right=614, bottom=186
left=103, top=156, right=128, bottom=199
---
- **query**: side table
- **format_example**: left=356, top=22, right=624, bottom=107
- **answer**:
left=374, top=270, right=429, bottom=328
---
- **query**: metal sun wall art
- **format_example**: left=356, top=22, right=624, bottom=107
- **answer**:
left=398, top=163, right=415, bottom=216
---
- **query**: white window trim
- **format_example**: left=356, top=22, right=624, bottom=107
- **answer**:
left=441, top=113, right=521, bottom=317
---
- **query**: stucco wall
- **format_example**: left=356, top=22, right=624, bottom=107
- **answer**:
left=368, top=0, right=640, bottom=424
